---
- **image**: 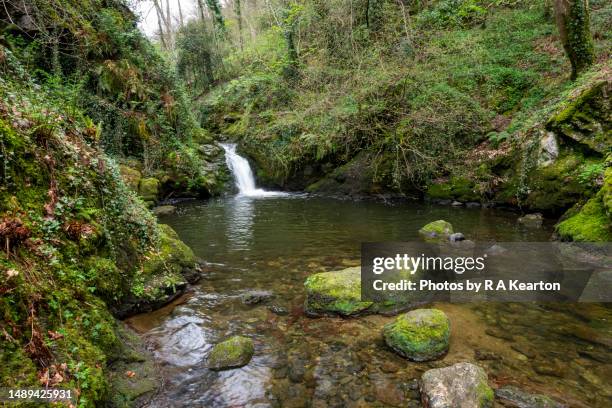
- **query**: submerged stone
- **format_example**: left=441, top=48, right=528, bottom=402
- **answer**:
left=241, top=290, right=274, bottom=305
left=420, top=362, right=493, bottom=408
left=495, top=385, right=565, bottom=408
left=419, top=220, right=454, bottom=242
left=518, top=213, right=543, bottom=228
left=208, top=336, right=254, bottom=370
left=152, top=205, right=176, bottom=216
left=383, top=308, right=450, bottom=361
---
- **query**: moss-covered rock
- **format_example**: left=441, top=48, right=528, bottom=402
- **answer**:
left=420, top=362, right=494, bottom=408
left=517, top=213, right=543, bottom=228
left=152, top=205, right=176, bottom=216
left=304, top=267, right=373, bottom=316
left=138, top=177, right=160, bottom=202
left=522, top=152, right=595, bottom=211
left=427, top=177, right=481, bottom=202
left=555, top=164, right=611, bottom=242
left=207, top=336, right=254, bottom=370
left=119, top=165, right=142, bottom=192
left=112, top=224, right=198, bottom=317
left=546, top=79, right=611, bottom=155
left=107, top=324, right=160, bottom=408
left=383, top=309, right=450, bottom=361
left=304, top=264, right=421, bottom=317
left=419, top=220, right=454, bottom=242
left=556, top=193, right=612, bottom=242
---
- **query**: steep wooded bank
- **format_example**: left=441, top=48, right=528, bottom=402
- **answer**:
left=192, top=0, right=610, bottom=240
left=0, top=1, right=226, bottom=406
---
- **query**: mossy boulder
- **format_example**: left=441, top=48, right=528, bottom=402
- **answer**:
left=304, top=267, right=373, bottom=316
left=419, top=220, right=454, bottom=242
left=427, top=177, right=480, bottom=202
left=555, top=165, right=611, bottom=242
left=383, top=309, right=450, bottom=361
left=304, top=265, right=420, bottom=316
left=556, top=194, right=612, bottom=242
left=119, top=165, right=142, bottom=192
left=522, top=152, right=593, bottom=211
left=138, top=177, right=160, bottom=202
left=517, top=213, right=543, bottom=228
left=420, top=362, right=494, bottom=408
left=107, top=324, right=160, bottom=407
left=208, top=336, right=254, bottom=370
left=152, top=205, right=176, bottom=216
left=546, top=79, right=611, bottom=155
left=113, top=224, right=198, bottom=317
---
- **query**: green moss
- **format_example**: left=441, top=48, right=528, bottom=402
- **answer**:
left=427, top=177, right=480, bottom=201
left=119, top=165, right=142, bottom=192
left=419, top=220, right=454, bottom=242
left=556, top=193, right=611, bottom=242
left=477, top=380, right=495, bottom=407
left=142, top=224, right=196, bottom=276
left=304, top=267, right=373, bottom=316
left=383, top=309, right=450, bottom=361
left=208, top=336, right=254, bottom=370
left=138, top=178, right=160, bottom=202
left=523, top=152, right=597, bottom=211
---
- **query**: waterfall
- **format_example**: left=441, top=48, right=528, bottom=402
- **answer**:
left=220, top=143, right=286, bottom=197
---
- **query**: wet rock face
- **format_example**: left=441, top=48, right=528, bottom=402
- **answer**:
left=420, top=362, right=494, bottom=408
left=208, top=336, right=254, bottom=370
left=419, top=220, right=454, bottom=242
left=383, top=309, right=450, bottom=362
left=495, top=385, right=566, bottom=408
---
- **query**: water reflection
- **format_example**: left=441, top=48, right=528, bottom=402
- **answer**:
left=132, top=198, right=611, bottom=407
left=225, top=196, right=255, bottom=251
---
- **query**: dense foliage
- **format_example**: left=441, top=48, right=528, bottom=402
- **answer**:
left=1, top=0, right=222, bottom=196
left=190, top=0, right=609, bottom=197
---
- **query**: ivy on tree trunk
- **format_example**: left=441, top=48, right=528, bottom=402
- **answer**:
left=553, top=0, right=595, bottom=80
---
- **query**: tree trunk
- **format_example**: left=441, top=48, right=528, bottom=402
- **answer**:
left=178, top=0, right=185, bottom=28
left=234, top=0, right=244, bottom=52
left=153, top=0, right=168, bottom=49
left=553, top=0, right=595, bottom=80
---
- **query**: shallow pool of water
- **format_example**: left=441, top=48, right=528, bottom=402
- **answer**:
left=128, top=196, right=611, bottom=407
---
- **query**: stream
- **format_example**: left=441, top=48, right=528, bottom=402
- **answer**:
left=127, top=146, right=612, bottom=408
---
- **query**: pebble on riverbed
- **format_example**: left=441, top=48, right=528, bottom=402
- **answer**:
left=383, top=308, right=450, bottom=362
left=207, top=336, right=254, bottom=370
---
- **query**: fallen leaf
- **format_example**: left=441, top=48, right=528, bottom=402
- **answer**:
left=48, top=330, right=64, bottom=340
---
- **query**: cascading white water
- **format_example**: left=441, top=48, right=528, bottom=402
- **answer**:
left=220, top=143, right=286, bottom=197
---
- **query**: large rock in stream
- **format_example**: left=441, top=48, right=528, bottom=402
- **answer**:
left=420, top=362, right=494, bottom=408
left=208, top=336, right=254, bottom=370
left=383, top=308, right=450, bottom=361
left=304, top=266, right=417, bottom=316
left=419, top=220, right=454, bottom=242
